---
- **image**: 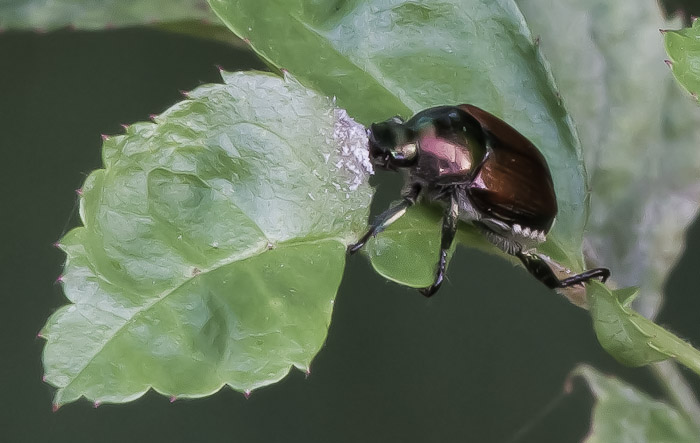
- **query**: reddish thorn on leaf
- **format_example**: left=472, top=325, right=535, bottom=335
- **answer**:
left=42, top=375, right=47, bottom=382
left=101, top=134, right=109, bottom=141
left=692, top=16, right=698, bottom=23
left=563, top=376, right=575, bottom=394
left=243, top=38, right=251, bottom=45
left=169, top=396, right=177, bottom=403
left=664, top=59, right=673, bottom=67
left=215, top=64, right=224, bottom=72
left=53, top=241, right=61, bottom=249
left=179, top=90, right=190, bottom=98
left=534, top=35, right=541, bottom=46
left=52, top=404, right=61, bottom=413
left=93, top=401, right=101, bottom=408
left=149, top=114, right=158, bottom=120
left=305, top=368, right=311, bottom=379
left=56, top=275, right=64, bottom=283
left=75, top=188, right=83, bottom=196
left=120, top=123, right=129, bottom=130
left=659, top=28, right=667, bottom=34
left=244, top=390, right=252, bottom=399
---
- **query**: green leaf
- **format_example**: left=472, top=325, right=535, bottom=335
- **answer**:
left=588, top=282, right=700, bottom=374
left=210, top=0, right=590, bottom=288
left=573, top=365, right=699, bottom=443
left=664, top=18, right=700, bottom=101
left=517, top=0, right=700, bottom=318
left=0, top=0, right=219, bottom=31
left=42, top=71, right=373, bottom=406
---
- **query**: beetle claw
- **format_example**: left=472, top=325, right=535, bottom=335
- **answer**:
left=347, top=242, right=363, bottom=254
left=419, top=278, right=442, bottom=297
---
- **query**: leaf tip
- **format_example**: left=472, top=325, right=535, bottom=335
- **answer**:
left=148, top=113, right=158, bottom=121
left=244, top=390, right=252, bottom=399
left=51, top=403, right=60, bottom=413
left=93, top=400, right=101, bottom=408
left=659, top=28, right=667, bottom=34
left=664, top=59, right=673, bottom=68
left=169, top=396, right=177, bottom=403
left=75, top=187, right=83, bottom=196
left=55, top=274, right=64, bottom=284
left=120, top=123, right=129, bottom=131
left=100, top=134, right=110, bottom=141
left=179, top=89, right=190, bottom=99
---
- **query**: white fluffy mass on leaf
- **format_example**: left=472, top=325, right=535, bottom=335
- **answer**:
left=331, top=108, right=373, bottom=191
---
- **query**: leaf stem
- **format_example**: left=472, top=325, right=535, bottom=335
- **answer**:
left=650, top=361, right=700, bottom=432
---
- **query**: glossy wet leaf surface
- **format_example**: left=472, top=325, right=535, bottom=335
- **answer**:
left=574, top=365, right=699, bottom=443
left=42, top=71, right=373, bottom=405
left=210, top=0, right=589, bottom=287
left=664, top=18, right=700, bottom=101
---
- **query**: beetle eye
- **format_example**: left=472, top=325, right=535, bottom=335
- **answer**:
left=391, top=143, right=418, bottom=162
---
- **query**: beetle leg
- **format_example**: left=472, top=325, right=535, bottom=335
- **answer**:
left=347, top=183, right=421, bottom=254
left=420, top=193, right=459, bottom=297
left=516, top=251, right=610, bottom=289
left=555, top=268, right=610, bottom=287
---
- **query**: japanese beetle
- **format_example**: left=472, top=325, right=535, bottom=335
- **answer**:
left=349, top=105, right=610, bottom=297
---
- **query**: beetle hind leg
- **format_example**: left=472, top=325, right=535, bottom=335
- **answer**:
left=516, top=251, right=610, bottom=289
left=474, top=221, right=610, bottom=289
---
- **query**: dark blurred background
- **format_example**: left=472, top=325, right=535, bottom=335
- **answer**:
left=2, top=5, right=700, bottom=442
left=661, top=0, right=700, bottom=24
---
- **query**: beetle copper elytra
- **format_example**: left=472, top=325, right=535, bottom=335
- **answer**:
left=348, top=104, right=610, bottom=297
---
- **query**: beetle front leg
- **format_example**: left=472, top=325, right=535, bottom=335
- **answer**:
left=348, top=183, right=421, bottom=254
left=516, top=251, right=610, bottom=289
left=419, top=193, right=459, bottom=297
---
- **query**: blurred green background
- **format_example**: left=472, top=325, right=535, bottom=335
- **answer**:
left=2, top=21, right=700, bottom=443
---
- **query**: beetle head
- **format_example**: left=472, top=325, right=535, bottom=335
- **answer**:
left=368, top=117, right=418, bottom=170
